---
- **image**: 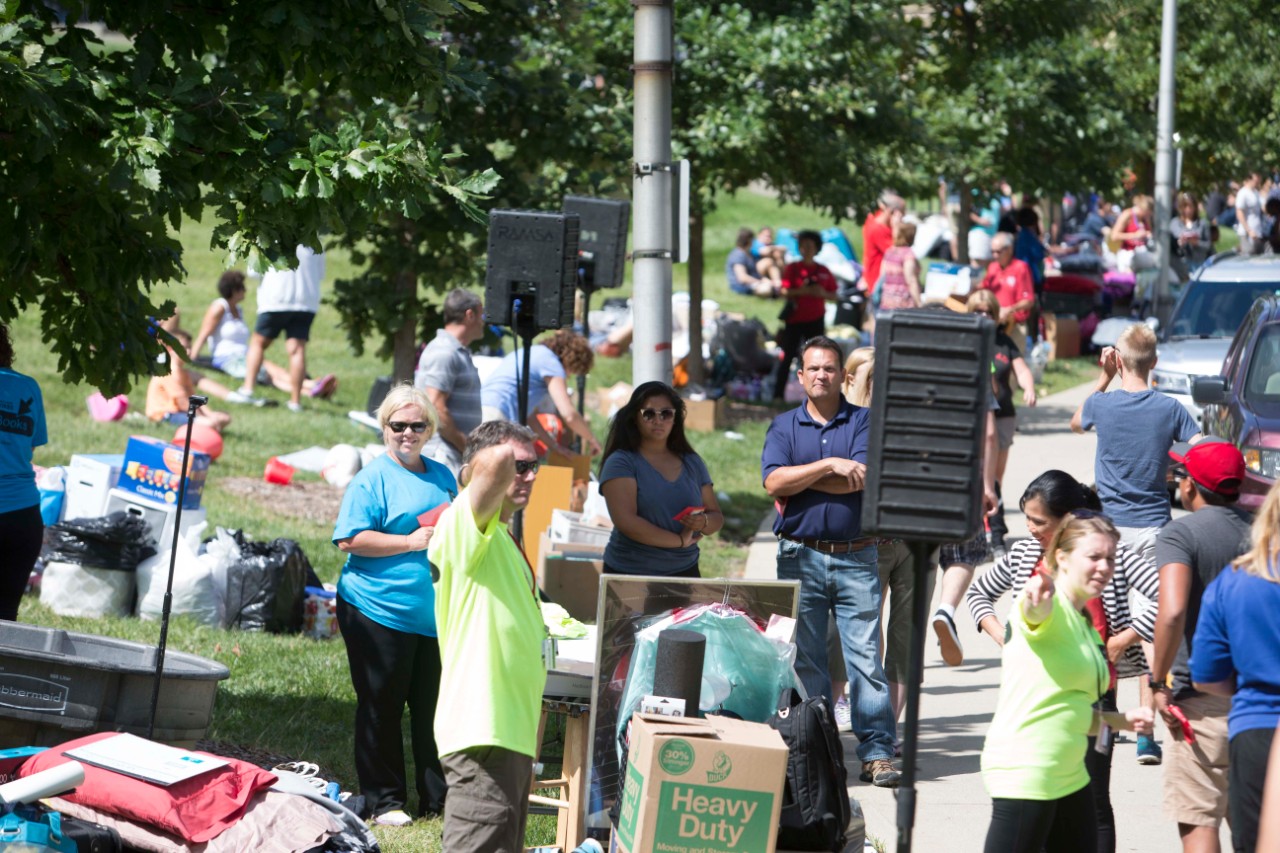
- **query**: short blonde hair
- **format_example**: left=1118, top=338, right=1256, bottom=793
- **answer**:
left=1117, top=323, right=1158, bottom=373
left=376, top=382, right=438, bottom=441
left=966, top=289, right=1000, bottom=317
left=842, top=347, right=875, bottom=407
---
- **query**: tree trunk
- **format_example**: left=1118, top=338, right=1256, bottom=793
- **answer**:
left=687, top=201, right=705, bottom=385
left=391, top=267, right=418, bottom=383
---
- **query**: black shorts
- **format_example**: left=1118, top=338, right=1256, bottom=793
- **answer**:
left=255, top=310, right=315, bottom=342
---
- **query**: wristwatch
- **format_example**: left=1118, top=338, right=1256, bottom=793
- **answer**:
left=1148, top=675, right=1169, bottom=691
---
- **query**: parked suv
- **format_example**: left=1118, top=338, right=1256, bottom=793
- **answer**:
left=1192, top=294, right=1280, bottom=512
left=1151, top=253, right=1280, bottom=418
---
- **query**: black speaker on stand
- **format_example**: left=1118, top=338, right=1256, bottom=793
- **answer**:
left=484, top=209, right=580, bottom=545
left=564, top=196, right=630, bottom=431
left=860, top=309, right=994, bottom=853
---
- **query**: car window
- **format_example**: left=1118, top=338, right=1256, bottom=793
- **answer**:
left=1225, top=302, right=1264, bottom=386
left=1244, top=323, right=1280, bottom=400
left=1169, top=282, right=1280, bottom=339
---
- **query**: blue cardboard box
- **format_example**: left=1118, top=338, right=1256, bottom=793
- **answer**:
left=118, top=436, right=210, bottom=510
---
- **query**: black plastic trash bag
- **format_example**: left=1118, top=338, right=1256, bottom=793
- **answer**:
left=41, top=511, right=156, bottom=571
left=220, top=531, right=314, bottom=633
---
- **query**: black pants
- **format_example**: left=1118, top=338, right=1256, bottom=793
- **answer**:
left=1230, top=726, right=1276, bottom=853
left=336, top=594, right=447, bottom=817
left=984, top=784, right=1098, bottom=853
left=773, top=318, right=824, bottom=400
left=0, top=505, right=42, bottom=622
left=1085, top=689, right=1118, bottom=853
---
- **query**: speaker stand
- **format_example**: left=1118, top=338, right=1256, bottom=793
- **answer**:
left=897, top=540, right=936, bottom=853
left=511, top=312, right=538, bottom=547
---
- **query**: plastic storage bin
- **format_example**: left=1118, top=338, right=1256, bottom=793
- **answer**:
left=0, top=623, right=229, bottom=748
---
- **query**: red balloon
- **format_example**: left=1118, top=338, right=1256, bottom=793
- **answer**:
left=173, top=423, right=224, bottom=461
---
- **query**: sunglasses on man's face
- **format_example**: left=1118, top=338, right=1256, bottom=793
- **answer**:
left=640, top=408, right=676, bottom=422
left=514, top=459, right=540, bottom=476
left=387, top=421, right=429, bottom=434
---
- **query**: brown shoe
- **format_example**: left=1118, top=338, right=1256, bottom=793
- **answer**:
left=860, top=759, right=901, bottom=788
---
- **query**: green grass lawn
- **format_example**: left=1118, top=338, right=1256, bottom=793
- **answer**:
left=10, top=188, right=1102, bottom=850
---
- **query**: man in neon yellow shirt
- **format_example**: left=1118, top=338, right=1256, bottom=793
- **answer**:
left=432, top=421, right=547, bottom=852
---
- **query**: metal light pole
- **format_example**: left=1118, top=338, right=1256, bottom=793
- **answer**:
left=631, top=0, right=674, bottom=385
left=1152, top=0, right=1178, bottom=326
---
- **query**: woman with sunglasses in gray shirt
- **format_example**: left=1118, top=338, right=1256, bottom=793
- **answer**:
left=598, top=382, right=724, bottom=577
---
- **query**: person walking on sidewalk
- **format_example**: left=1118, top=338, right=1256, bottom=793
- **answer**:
left=1072, top=322, right=1200, bottom=765
left=981, top=513, right=1154, bottom=853
left=967, top=470, right=1157, bottom=853
left=762, top=336, right=899, bottom=788
left=1149, top=438, right=1252, bottom=853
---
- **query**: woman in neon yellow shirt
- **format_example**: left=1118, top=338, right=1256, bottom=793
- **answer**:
left=981, top=513, right=1154, bottom=852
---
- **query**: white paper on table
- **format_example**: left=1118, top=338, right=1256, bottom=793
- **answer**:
left=65, top=733, right=227, bottom=786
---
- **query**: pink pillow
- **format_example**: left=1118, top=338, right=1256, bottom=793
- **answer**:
left=20, top=732, right=278, bottom=843
left=87, top=392, right=129, bottom=422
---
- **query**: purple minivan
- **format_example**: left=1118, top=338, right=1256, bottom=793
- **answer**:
left=1192, top=294, right=1280, bottom=512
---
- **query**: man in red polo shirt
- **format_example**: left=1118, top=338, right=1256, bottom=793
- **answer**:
left=859, top=192, right=905, bottom=296
left=980, top=232, right=1036, bottom=353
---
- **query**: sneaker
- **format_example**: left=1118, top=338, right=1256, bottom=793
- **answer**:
left=932, top=609, right=964, bottom=666
left=287, top=401, right=303, bottom=413
left=859, top=759, right=901, bottom=788
left=371, top=809, right=413, bottom=827
left=833, top=696, right=851, bottom=731
left=226, top=389, right=275, bottom=407
left=1136, top=735, right=1163, bottom=766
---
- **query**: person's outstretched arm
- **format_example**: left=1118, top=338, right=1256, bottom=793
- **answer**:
left=467, top=442, right=516, bottom=530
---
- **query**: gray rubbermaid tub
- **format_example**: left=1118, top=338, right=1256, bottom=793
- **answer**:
left=0, top=622, right=229, bottom=747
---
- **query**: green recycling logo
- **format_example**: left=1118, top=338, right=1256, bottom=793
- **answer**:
left=706, top=750, right=733, bottom=783
left=659, top=739, right=695, bottom=776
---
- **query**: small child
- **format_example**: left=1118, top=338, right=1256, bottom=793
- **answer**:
left=146, top=330, right=232, bottom=432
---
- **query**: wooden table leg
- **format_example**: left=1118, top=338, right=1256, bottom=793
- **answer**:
left=555, top=710, right=590, bottom=851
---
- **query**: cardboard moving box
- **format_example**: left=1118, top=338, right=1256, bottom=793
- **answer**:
left=614, top=714, right=787, bottom=853
left=1043, top=311, right=1081, bottom=360
left=684, top=397, right=727, bottom=433
left=537, top=533, right=605, bottom=623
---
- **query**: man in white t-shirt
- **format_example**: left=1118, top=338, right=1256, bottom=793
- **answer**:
left=229, top=245, right=326, bottom=412
left=1235, top=171, right=1264, bottom=255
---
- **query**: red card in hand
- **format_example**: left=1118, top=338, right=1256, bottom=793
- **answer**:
left=673, top=505, right=705, bottom=522
left=1168, top=704, right=1196, bottom=744
left=418, top=503, right=450, bottom=528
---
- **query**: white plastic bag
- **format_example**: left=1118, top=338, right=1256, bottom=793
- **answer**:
left=136, top=521, right=222, bottom=627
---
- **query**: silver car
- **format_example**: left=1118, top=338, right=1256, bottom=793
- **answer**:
left=1152, top=253, right=1280, bottom=419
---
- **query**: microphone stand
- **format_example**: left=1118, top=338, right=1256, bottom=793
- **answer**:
left=147, top=394, right=206, bottom=740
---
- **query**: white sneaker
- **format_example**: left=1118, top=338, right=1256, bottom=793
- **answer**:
left=371, top=809, right=413, bottom=827
left=834, top=696, right=852, bottom=731
left=286, top=401, right=303, bottom=413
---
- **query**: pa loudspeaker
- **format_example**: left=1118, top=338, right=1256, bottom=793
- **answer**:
left=860, top=310, right=995, bottom=542
left=484, top=209, right=580, bottom=331
left=564, top=195, right=630, bottom=289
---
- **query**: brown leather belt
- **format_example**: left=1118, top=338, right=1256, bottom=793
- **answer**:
left=783, top=535, right=878, bottom=555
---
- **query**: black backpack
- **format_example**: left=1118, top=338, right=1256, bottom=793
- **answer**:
left=767, top=689, right=851, bottom=851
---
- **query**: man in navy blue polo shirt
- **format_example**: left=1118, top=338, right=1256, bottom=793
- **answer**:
left=762, top=335, right=900, bottom=788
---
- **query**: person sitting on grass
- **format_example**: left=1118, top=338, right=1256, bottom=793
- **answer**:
left=727, top=228, right=777, bottom=297
left=189, top=270, right=337, bottom=400
left=145, top=330, right=232, bottom=432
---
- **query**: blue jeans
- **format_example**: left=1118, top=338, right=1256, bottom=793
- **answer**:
left=777, top=538, right=896, bottom=762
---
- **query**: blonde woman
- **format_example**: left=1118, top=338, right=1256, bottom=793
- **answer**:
left=1191, top=479, right=1280, bottom=853
left=841, top=347, right=924, bottom=726
left=982, top=513, right=1154, bottom=852
left=333, top=383, right=457, bottom=825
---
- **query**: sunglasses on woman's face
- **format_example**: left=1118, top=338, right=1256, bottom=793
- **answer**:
left=640, top=408, right=676, bottom=422
left=387, top=421, right=429, bottom=434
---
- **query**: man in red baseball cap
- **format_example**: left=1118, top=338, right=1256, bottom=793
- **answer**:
left=1150, top=437, right=1252, bottom=852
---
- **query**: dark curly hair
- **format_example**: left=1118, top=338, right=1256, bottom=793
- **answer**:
left=217, top=270, right=247, bottom=300
left=0, top=325, right=13, bottom=369
left=544, top=329, right=594, bottom=376
left=600, top=381, right=695, bottom=470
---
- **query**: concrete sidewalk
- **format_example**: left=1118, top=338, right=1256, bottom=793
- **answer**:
left=740, top=382, right=1226, bottom=851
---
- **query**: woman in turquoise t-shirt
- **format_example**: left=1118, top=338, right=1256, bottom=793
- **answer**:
left=333, top=384, right=456, bottom=826
left=981, top=513, right=1153, bottom=853
left=0, top=325, right=46, bottom=622
left=599, top=382, right=723, bottom=577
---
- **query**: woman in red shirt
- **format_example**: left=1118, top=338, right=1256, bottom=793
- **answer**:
left=771, top=230, right=838, bottom=401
